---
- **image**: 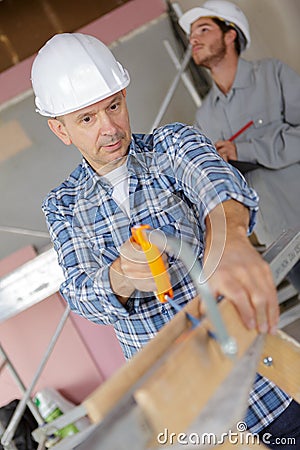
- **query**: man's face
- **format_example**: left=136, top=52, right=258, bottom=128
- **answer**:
left=189, top=17, right=226, bottom=68
left=50, top=90, right=132, bottom=175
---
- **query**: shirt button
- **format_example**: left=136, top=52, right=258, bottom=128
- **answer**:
left=161, top=305, right=168, bottom=315
left=258, top=119, right=263, bottom=125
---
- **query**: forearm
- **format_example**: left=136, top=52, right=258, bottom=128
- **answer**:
left=204, top=199, right=249, bottom=265
left=236, top=125, right=300, bottom=169
left=203, top=199, right=278, bottom=334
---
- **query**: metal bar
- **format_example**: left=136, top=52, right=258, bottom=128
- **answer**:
left=0, top=422, right=17, bottom=450
left=0, top=247, right=64, bottom=323
left=35, top=425, right=98, bottom=450
left=169, top=1, right=183, bottom=19
left=1, top=305, right=70, bottom=448
left=0, top=345, right=44, bottom=426
left=279, top=303, right=300, bottom=329
left=150, top=45, right=192, bottom=132
left=277, top=282, right=298, bottom=304
left=163, top=40, right=201, bottom=107
left=37, top=436, right=47, bottom=450
left=263, top=227, right=300, bottom=285
left=75, top=405, right=150, bottom=450
left=32, top=405, right=87, bottom=443
left=0, top=225, right=49, bottom=238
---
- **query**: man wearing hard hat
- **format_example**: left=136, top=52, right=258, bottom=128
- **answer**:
left=31, top=33, right=292, bottom=446
left=179, top=0, right=300, bottom=294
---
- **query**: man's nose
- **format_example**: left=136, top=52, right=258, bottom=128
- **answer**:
left=99, top=114, right=118, bottom=135
left=190, top=29, right=201, bottom=44
left=190, top=34, right=198, bottom=45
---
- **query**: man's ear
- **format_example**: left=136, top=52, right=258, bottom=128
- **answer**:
left=121, top=88, right=127, bottom=98
left=225, top=28, right=237, bottom=47
left=48, top=118, right=72, bottom=145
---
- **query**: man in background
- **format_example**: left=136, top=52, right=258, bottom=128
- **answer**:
left=179, top=0, right=300, bottom=291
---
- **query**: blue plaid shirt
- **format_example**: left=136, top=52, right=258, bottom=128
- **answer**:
left=43, top=122, right=290, bottom=432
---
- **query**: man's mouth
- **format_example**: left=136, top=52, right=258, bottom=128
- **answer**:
left=103, top=140, right=122, bottom=150
left=192, top=44, right=204, bottom=53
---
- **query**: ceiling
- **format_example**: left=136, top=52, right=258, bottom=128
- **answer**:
left=0, top=0, right=131, bottom=73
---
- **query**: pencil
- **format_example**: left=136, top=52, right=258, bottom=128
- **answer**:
left=229, top=120, right=254, bottom=142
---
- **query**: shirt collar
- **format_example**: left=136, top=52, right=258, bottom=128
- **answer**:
left=211, top=58, right=253, bottom=104
left=127, top=137, right=150, bottom=174
left=80, top=158, right=102, bottom=196
left=80, top=135, right=151, bottom=198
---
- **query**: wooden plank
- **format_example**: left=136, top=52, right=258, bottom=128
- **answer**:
left=84, top=299, right=257, bottom=427
left=83, top=298, right=199, bottom=423
left=83, top=297, right=300, bottom=445
left=134, top=300, right=258, bottom=439
left=259, top=330, right=300, bottom=402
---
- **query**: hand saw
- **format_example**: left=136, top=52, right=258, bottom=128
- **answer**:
left=131, top=224, right=200, bottom=328
left=131, top=224, right=237, bottom=355
left=31, top=227, right=300, bottom=450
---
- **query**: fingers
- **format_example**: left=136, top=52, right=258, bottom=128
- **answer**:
left=119, top=239, right=146, bottom=261
left=215, top=142, right=228, bottom=161
left=209, top=259, right=279, bottom=334
left=120, top=242, right=156, bottom=292
left=214, top=140, right=237, bottom=161
left=119, top=238, right=169, bottom=293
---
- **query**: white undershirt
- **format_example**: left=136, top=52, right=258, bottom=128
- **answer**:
left=102, top=163, right=130, bottom=217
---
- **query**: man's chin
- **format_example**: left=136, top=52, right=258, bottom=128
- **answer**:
left=194, top=57, right=210, bottom=68
left=193, top=52, right=207, bottom=66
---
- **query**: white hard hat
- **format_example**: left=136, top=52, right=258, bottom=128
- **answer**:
left=179, top=0, right=250, bottom=51
left=31, top=33, right=130, bottom=117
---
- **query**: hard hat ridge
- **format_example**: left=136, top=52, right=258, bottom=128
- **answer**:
left=31, top=33, right=130, bottom=117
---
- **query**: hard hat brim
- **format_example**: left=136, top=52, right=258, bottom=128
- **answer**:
left=179, top=7, right=219, bottom=35
left=35, top=70, right=130, bottom=117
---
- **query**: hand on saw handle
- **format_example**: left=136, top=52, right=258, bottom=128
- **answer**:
left=130, top=225, right=173, bottom=302
left=117, top=225, right=170, bottom=297
left=131, top=225, right=200, bottom=327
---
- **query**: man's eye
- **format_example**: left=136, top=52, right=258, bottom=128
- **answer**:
left=194, top=26, right=209, bottom=34
left=82, top=116, right=91, bottom=123
left=110, top=102, right=119, bottom=111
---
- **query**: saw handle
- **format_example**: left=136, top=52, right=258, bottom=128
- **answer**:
left=131, top=225, right=173, bottom=303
